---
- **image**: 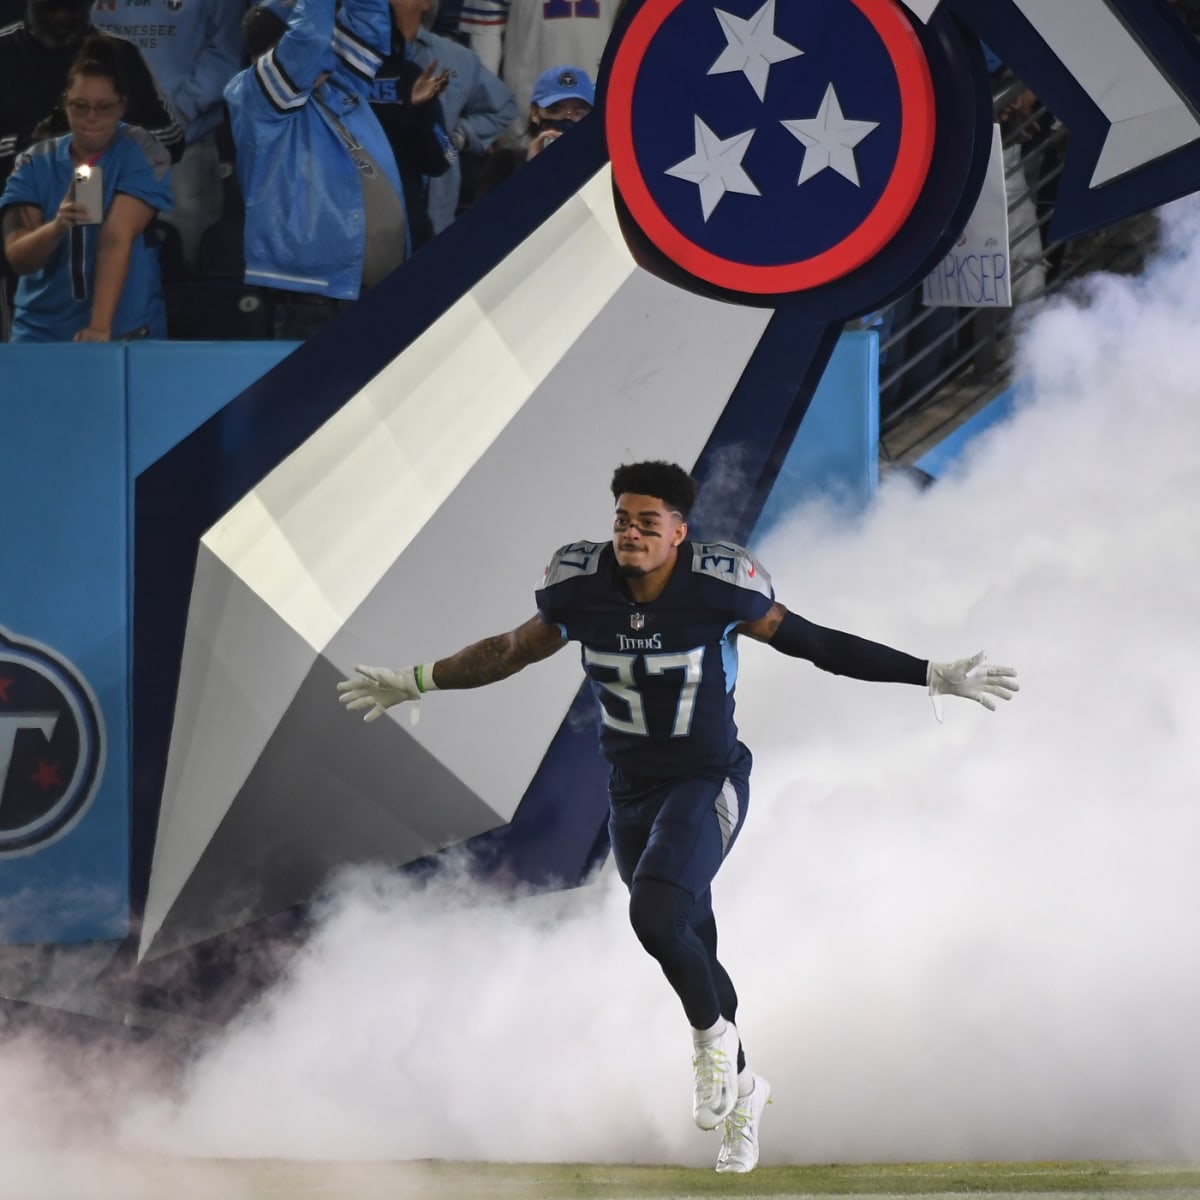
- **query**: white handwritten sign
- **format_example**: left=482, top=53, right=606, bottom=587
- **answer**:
left=922, top=124, right=1011, bottom=308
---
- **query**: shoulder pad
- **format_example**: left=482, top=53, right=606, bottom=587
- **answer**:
left=689, top=541, right=773, bottom=598
left=540, top=541, right=605, bottom=588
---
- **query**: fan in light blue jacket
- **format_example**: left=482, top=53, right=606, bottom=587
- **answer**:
left=224, top=0, right=410, bottom=299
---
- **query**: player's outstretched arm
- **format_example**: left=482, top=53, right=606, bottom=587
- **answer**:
left=739, top=603, right=1018, bottom=712
left=426, top=614, right=567, bottom=688
left=337, top=615, right=566, bottom=722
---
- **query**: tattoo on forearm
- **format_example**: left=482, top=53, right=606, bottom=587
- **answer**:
left=436, top=635, right=519, bottom=688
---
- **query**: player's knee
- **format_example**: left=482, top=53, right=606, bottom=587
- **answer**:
left=628, top=878, right=690, bottom=959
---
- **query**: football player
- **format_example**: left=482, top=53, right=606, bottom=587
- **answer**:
left=338, top=459, right=1018, bottom=1172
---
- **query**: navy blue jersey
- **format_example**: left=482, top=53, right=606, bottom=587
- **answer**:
left=535, top=540, right=774, bottom=778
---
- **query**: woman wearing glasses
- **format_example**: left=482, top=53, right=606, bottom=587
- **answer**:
left=0, top=33, right=173, bottom=341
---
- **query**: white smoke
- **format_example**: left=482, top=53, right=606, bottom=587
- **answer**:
left=5, top=199, right=1200, bottom=1182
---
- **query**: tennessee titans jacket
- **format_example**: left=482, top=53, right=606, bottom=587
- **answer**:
left=224, top=0, right=408, bottom=299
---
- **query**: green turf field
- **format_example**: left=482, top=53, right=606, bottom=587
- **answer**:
left=207, top=1159, right=1200, bottom=1199
left=446, top=1162, right=1200, bottom=1196
left=449, top=1161, right=1197, bottom=1196
left=22, top=1156, right=1200, bottom=1199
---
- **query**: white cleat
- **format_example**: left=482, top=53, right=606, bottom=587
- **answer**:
left=692, top=1021, right=740, bottom=1130
left=715, top=1073, right=771, bottom=1173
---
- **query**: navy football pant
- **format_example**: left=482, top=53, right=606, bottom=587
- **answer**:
left=608, top=746, right=751, bottom=1067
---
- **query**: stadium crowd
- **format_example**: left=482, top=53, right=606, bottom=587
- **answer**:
left=0, top=0, right=605, bottom=341
left=1, top=0, right=1194, bottom=345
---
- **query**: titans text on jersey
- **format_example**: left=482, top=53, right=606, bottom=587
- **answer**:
left=536, top=538, right=773, bottom=778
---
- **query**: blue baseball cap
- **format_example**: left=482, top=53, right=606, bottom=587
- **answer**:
left=530, top=65, right=595, bottom=108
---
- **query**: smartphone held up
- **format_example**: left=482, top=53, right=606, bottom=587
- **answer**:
left=72, top=164, right=104, bottom=224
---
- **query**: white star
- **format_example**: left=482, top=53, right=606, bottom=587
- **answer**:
left=781, top=83, right=879, bottom=187
left=665, top=115, right=761, bottom=221
left=708, top=0, right=803, bottom=102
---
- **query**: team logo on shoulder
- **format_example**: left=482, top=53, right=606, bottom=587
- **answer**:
left=606, top=0, right=935, bottom=295
left=0, top=629, right=105, bottom=858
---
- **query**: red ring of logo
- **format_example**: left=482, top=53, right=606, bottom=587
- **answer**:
left=605, top=0, right=937, bottom=295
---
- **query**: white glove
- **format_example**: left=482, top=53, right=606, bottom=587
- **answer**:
left=337, top=664, right=435, bottom=723
left=927, top=651, right=1018, bottom=721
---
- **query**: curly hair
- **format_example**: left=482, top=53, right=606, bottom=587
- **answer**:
left=610, top=461, right=697, bottom=517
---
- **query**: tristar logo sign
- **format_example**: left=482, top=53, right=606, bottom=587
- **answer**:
left=607, top=0, right=936, bottom=295
left=0, top=630, right=105, bottom=858
left=605, top=0, right=1200, bottom=312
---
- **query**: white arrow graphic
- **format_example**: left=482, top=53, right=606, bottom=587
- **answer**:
left=906, top=0, right=1200, bottom=187
left=1013, top=0, right=1200, bottom=186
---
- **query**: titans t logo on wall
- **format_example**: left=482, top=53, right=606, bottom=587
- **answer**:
left=0, top=629, right=104, bottom=858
